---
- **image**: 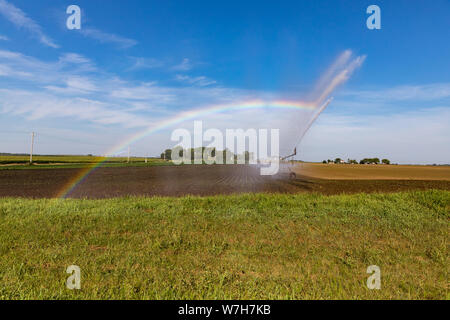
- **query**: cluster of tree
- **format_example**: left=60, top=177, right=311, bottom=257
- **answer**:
left=322, top=157, right=390, bottom=165
left=161, top=147, right=253, bottom=164
left=360, top=158, right=390, bottom=164
left=322, top=158, right=350, bottom=164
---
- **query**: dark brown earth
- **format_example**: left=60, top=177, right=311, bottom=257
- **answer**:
left=1, top=165, right=449, bottom=199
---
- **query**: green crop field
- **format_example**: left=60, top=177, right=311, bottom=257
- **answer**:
left=0, top=190, right=448, bottom=300
left=0, top=155, right=170, bottom=170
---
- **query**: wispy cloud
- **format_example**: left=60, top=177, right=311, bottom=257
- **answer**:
left=0, top=63, right=32, bottom=77
left=0, top=0, right=58, bottom=48
left=45, top=76, right=99, bottom=95
left=0, top=49, right=366, bottom=130
left=0, top=48, right=448, bottom=163
left=341, top=83, right=450, bottom=101
left=0, top=89, right=152, bottom=127
left=175, top=74, right=217, bottom=87
left=0, top=49, right=240, bottom=128
left=58, top=53, right=91, bottom=65
left=172, top=58, right=193, bottom=71
left=0, top=49, right=95, bottom=82
left=110, top=83, right=175, bottom=103
left=0, top=35, right=9, bottom=41
left=80, top=28, right=137, bottom=48
left=127, top=57, right=163, bottom=71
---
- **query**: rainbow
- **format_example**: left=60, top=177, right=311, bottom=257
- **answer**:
left=56, top=99, right=317, bottom=198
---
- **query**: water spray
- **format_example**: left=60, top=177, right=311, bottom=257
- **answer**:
left=280, top=98, right=333, bottom=179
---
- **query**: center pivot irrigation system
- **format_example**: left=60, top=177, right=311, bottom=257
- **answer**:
left=280, top=98, right=333, bottom=179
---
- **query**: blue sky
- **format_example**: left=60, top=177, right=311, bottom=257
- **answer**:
left=0, top=0, right=449, bottom=163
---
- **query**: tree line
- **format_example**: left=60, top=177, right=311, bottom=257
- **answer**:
left=161, top=147, right=252, bottom=164
left=322, top=158, right=390, bottom=164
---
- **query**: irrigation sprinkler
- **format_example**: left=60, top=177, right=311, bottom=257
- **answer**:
left=279, top=98, right=333, bottom=179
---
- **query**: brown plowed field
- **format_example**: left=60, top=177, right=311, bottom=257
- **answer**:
left=295, top=163, right=450, bottom=180
left=0, top=164, right=449, bottom=199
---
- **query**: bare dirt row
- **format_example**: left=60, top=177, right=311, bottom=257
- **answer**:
left=1, top=165, right=449, bottom=199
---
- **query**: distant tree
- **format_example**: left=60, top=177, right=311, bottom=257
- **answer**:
left=222, top=148, right=235, bottom=164
left=382, top=158, right=390, bottom=165
left=160, top=153, right=164, bottom=159
left=322, top=160, right=327, bottom=164
left=360, top=158, right=380, bottom=164
left=164, top=148, right=172, bottom=161
left=348, top=159, right=358, bottom=164
left=244, top=151, right=250, bottom=163
left=334, top=157, right=342, bottom=164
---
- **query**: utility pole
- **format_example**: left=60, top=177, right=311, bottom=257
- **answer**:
left=29, top=132, right=35, bottom=164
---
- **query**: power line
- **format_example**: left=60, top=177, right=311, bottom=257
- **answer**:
left=30, top=132, right=35, bottom=163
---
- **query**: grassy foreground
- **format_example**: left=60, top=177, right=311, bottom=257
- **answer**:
left=0, top=190, right=448, bottom=300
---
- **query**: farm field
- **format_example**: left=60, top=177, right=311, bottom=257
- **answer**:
left=0, top=165, right=450, bottom=198
left=296, top=163, right=450, bottom=181
left=0, top=163, right=448, bottom=300
left=1, top=0, right=448, bottom=304
left=0, top=190, right=448, bottom=299
left=0, top=155, right=169, bottom=170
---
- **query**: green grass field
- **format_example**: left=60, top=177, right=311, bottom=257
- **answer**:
left=0, top=155, right=170, bottom=169
left=0, top=190, right=448, bottom=300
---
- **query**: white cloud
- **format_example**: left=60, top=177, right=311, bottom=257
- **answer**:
left=175, top=74, right=217, bottom=87
left=2, top=48, right=448, bottom=163
left=0, top=0, right=58, bottom=48
left=0, top=49, right=95, bottom=83
left=0, top=64, right=32, bottom=77
left=0, top=35, right=8, bottom=41
left=58, top=53, right=91, bottom=65
left=172, top=58, right=193, bottom=71
left=342, top=83, right=450, bottom=101
left=0, top=89, right=152, bottom=128
left=127, top=57, right=163, bottom=71
left=45, top=77, right=99, bottom=94
left=0, top=50, right=243, bottom=129
left=109, top=82, right=175, bottom=102
left=65, top=77, right=98, bottom=92
left=80, top=28, right=137, bottom=48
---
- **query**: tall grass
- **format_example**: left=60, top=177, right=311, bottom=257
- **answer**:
left=0, top=190, right=448, bottom=299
